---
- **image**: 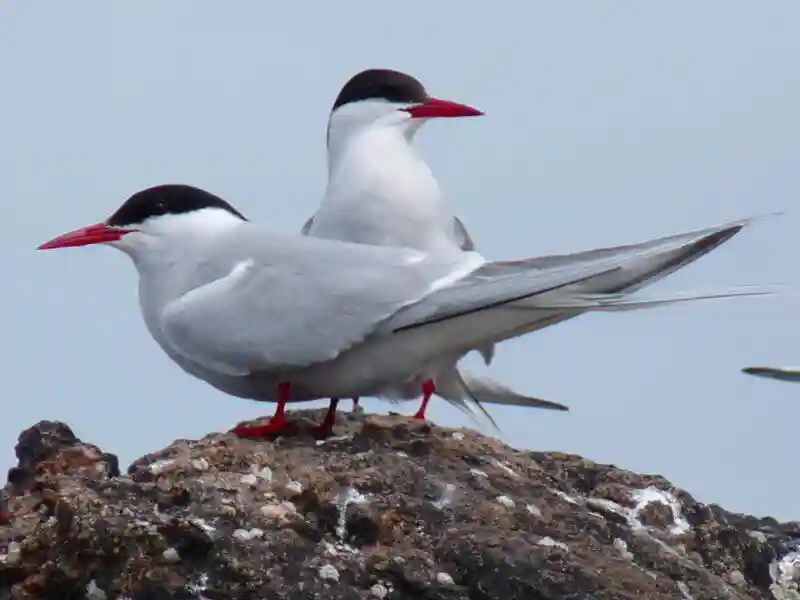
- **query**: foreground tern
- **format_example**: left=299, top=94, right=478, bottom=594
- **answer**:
left=742, top=366, right=800, bottom=382
left=39, top=184, right=780, bottom=436
left=303, top=68, right=562, bottom=426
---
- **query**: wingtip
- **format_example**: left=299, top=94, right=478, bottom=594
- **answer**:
left=727, top=211, right=785, bottom=230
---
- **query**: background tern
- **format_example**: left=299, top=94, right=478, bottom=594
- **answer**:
left=303, top=68, right=557, bottom=427
left=302, top=68, right=771, bottom=428
left=39, top=184, right=782, bottom=437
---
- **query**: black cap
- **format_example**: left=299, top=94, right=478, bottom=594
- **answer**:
left=107, top=184, right=248, bottom=227
left=331, top=68, right=429, bottom=112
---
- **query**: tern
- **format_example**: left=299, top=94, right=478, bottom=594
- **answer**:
left=39, top=184, right=780, bottom=436
left=303, top=68, right=561, bottom=426
left=302, top=67, right=768, bottom=427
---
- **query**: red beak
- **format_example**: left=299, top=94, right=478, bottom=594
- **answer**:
left=38, top=222, right=134, bottom=250
left=403, top=97, right=484, bottom=119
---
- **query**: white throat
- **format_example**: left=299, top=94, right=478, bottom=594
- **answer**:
left=317, top=116, right=459, bottom=254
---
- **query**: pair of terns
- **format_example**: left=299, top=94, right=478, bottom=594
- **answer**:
left=38, top=68, right=784, bottom=436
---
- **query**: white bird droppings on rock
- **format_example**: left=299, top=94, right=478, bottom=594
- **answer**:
left=336, top=487, right=369, bottom=541
left=538, top=537, right=569, bottom=551
left=162, top=547, right=180, bottom=562
left=451, top=432, right=465, bottom=441
left=370, top=583, right=388, bottom=598
left=748, top=530, right=767, bottom=544
left=149, top=458, right=177, bottom=474
left=260, top=504, right=289, bottom=520
left=315, top=434, right=353, bottom=446
left=232, top=528, right=264, bottom=542
left=677, top=581, right=694, bottom=600
left=496, top=495, right=515, bottom=508
left=434, top=483, right=457, bottom=508
left=185, top=572, right=209, bottom=595
left=239, top=473, right=258, bottom=487
left=436, top=572, right=454, bottom=585
left=728, top=570, right=746, bottom=586
left=85, top=579, right=107, bottom=600
left=318, top=564, right=340, bottom=582
left=190, top=457, right=209, bottom=471
left=492, top=458, right=519, bottom=478
left=2, top=541, right=21, bottom=565
left=629, top=487, right=691, bottom=535
left=285, top=481, right=303, bottom=497
left=553, top=490, right=579, bottom=504
left=469, top=468, right=488, bottom=478
left=769, top=550, right=800, bottom=599
left=189, top=518, right=216, bottom=537
left=526, top=503, right=542, bottom=517
left=232, top=529, right=250, bottom=541
left=252, top=466, right=273, bottom=482
left=613, top=538, right=634, bottom=561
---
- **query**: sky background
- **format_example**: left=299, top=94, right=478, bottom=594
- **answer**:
left=3, top=2, right=799, bottom=520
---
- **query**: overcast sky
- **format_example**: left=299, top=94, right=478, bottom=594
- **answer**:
left=3, top=2, right=799, bottom=520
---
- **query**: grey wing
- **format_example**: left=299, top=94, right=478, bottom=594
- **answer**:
left=453, top=216, right=476, bottom=251
left=383, top=214, right=768, bottom=332
left=384, top=252, right=627, bottom=332
left=478, top=214, right=772, bottom=295
left=742, top=366, right=800, bottom=382
left=452, top=217, right=495, bottom=360
left=300, top=215, right=315, bottom=236
left=159, top=244, right=466, bottom=375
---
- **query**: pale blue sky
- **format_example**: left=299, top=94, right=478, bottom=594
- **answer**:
left=3, top=2, right=799, bottom=519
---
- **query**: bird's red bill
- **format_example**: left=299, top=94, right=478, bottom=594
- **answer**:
left=404, top=97, right=484, bottom=119
left=38, top=223, right=133, bottom=250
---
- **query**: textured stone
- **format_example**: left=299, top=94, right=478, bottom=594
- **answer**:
left=0, top=410, right=797, bottom=599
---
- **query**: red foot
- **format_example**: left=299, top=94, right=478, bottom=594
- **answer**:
left=231, top=381, right=291, bottom=437
left=312, top=398, right=339, bottom=437
left=231, top=414, right=288, bottom=437
left=413, top=379, right=436, bottom=420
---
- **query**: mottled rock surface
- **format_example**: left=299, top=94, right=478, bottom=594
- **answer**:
left=0, top=411, right=798, bottom=600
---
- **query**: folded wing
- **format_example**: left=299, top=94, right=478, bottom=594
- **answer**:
left=158, top=237, right=482, bottom=376
left=386, top=215, right=778, bottom=334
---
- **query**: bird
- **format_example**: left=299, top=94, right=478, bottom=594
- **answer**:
left=38, top=184, right=780, bottom=437
left=301, top=67, right=773, bottom=428
left=303, top=68, right=566, bottom=428
left=742, top=366, right=800, bottom=382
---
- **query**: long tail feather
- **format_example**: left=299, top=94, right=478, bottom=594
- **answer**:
left=529, top=284, right=790, bottom=311
left=433, top=368, right=570, bottom=434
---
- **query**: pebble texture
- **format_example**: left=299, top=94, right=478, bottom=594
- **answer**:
left=0, top=411, right=798, bottom=599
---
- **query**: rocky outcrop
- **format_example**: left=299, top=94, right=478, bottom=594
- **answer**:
left=0, top=410, right=798, bottom=599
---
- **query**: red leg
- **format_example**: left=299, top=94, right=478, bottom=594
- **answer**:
left=231, top=381, right=292, bottom=437
left=352, top=397, right=360, bottom=412
left=413, top=379, right=436, bottom=420
left=312, top=398, right=339, bottom=437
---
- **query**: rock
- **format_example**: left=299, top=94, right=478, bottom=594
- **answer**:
left=0, top=409, right=797, bottom=599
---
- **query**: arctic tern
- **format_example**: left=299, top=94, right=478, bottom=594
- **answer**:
left=304, top=68, right=558, bottom=426
left=303, top=68, right=763, bottom=428
left=39, top=184, right=781, bottom=436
